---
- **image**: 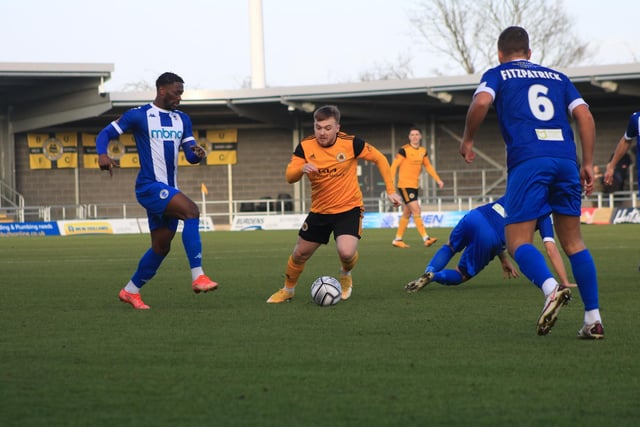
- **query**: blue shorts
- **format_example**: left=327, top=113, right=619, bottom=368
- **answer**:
left=136, top=182, right=180, bottom=231
left=505, top=157, right=582, bottom=224
left=449, top=210, right=503, bottom=278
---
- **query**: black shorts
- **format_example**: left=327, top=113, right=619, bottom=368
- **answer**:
left=299, top=206, right=363, bottom=244
left=398, top=188, right=419, bottom=204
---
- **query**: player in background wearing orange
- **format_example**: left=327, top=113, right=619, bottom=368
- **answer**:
left=390, top=127, right=444, bottom=248
left=267, top=105, right=402, bottom=303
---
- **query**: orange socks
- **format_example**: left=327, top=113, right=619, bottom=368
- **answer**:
left=395, top=217, right=409, bottom=240
left=414, top=216, right=427, bottom=240
left=340, top=251, right=359, bottom=273
left=284, top=255, right=305, bottom=289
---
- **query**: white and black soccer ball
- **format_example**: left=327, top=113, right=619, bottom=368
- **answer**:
left=310, top=276, right=342, bottom=306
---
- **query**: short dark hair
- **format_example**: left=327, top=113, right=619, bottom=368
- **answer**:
left=156, top=72, right=184, bottom=89
left=314, top=105, right=341, bottom=123
left=498, top=26, right=529, bottom=56
left=409, top=127, right=422, bottom=134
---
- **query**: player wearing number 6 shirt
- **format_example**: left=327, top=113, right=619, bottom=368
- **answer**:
left=267, top=105, right=402, bottom=303
left=459, top=27, right=603, bottom=339
left=96, top=72, right=218, bottom=310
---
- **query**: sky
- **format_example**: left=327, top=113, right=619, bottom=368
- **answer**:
left=1, top=0, right=638, bottom=92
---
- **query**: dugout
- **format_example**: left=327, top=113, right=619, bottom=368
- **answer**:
left=2, top=62, right=640, bottom=224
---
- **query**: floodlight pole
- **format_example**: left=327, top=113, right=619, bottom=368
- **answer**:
left=249, top=0, right=266, bottom=89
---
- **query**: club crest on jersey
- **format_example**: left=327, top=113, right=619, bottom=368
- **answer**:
left=336, top=152, right=346, bottom=162
left=159, top=189, right=170, bottom=200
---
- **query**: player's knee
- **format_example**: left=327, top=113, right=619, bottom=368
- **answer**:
left=561, top=240, right=587, bottom=256
left=292, top=251, right=310, bottom=263
left=153, top=243, right=171, bottom=257
left=183, top=202, right=200, bottom=219
left=337, top=249, right=357, bottom=263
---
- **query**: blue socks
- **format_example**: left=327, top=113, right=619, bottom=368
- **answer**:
left=129, top=218, right=204, bottom=288
left=570, top=249, right=599, bottom=310
left=131, top=248, right=166, bottom=287
left=424, top=245, right=463, bottom=286
left=424, top=246, right=464, bottom=285
left=432, top=269, right=464, bottom=286
left=513, top=243, right=554, bottom=288
left=426, top=245, right=454, bottom=273
left=515, top=244, right=600, bottom=311
left=182, top=218, right=203, bottom=269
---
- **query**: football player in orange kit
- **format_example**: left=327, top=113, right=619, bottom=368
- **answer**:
left=267, top=105, right=402, bottom=303
left=390, top=127, right=444, bottom=248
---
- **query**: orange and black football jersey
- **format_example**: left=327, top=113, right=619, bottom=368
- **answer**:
left=286, top=132, right=394, bottom=214
left=390, top=143, right=441, bottom=189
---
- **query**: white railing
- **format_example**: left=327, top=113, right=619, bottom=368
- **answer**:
left=1, top=191, right=636, bottom=225
left=582, top=191, right=638, bottom=208
left=0, top=180, right=25, bottom=222
left=0, top=167, right=636, bottom=224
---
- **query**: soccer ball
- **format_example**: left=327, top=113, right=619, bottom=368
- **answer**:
left=310, top=276, right=342, bottom=306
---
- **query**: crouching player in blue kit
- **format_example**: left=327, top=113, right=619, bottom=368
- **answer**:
left=459, top=27, right=603, bottom=338
left=97, top=72, right=218, bottom=310
left=405, top=198, right=574, bottom=291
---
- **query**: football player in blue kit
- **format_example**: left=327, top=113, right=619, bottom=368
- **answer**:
left=459, top=27, right=603, bottom=338
left=604, top=110, right=640, bottom=196
left=97, top=72, right=218, bottom=310
left=405, top=197, right=574, bottom=291
left=604, top=110, right=640, bottom=271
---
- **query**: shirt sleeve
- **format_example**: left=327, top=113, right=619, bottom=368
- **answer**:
left=285, top=144, right=306, bottom=183
left=624, top=112, right=640, bottom=140
left=390, top=154, right=403, bottom=187
left=357, top=141, right=395, bottom=194
left=95, top=123, right=121, bottom=155
left=95, top=109, right=135, bottom=155
left=179, top=114, right=200, bottom=164
left=422, top=154, right=441, bottom=182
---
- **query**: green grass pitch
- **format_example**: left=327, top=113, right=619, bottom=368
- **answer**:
left=1, top=225, right=639, bottom=426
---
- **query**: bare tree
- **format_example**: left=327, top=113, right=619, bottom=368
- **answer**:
left=359, top=54, right=414, bottom=81
left=120, top=80, right=154, bottom=92
left=410, top=0, right=589, bottom=75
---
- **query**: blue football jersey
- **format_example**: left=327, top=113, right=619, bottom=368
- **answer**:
left=475, top=60, right=587, bottom=170
left=624, top=111, right=640, bottom=142
left=96, top=103, right=197, bottom=188
left=623, top=111, right=640, bottom=195
left=476, top=196, right=507, bottom=242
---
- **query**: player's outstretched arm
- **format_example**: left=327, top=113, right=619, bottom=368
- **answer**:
left=573, top=104, right=596, bottom=195
left=604, top=135, right=631, bottom=187
left=543, top=241, right=576, bottom=288
left=96, top=125, right=121, bottom=177
left=285, top=156, right=309, bottom=183
left=498, top=251, right=519, bottom=279
left=362, top=144, right=400, bottom=206
left=460, top=92, right=492, bottom=164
